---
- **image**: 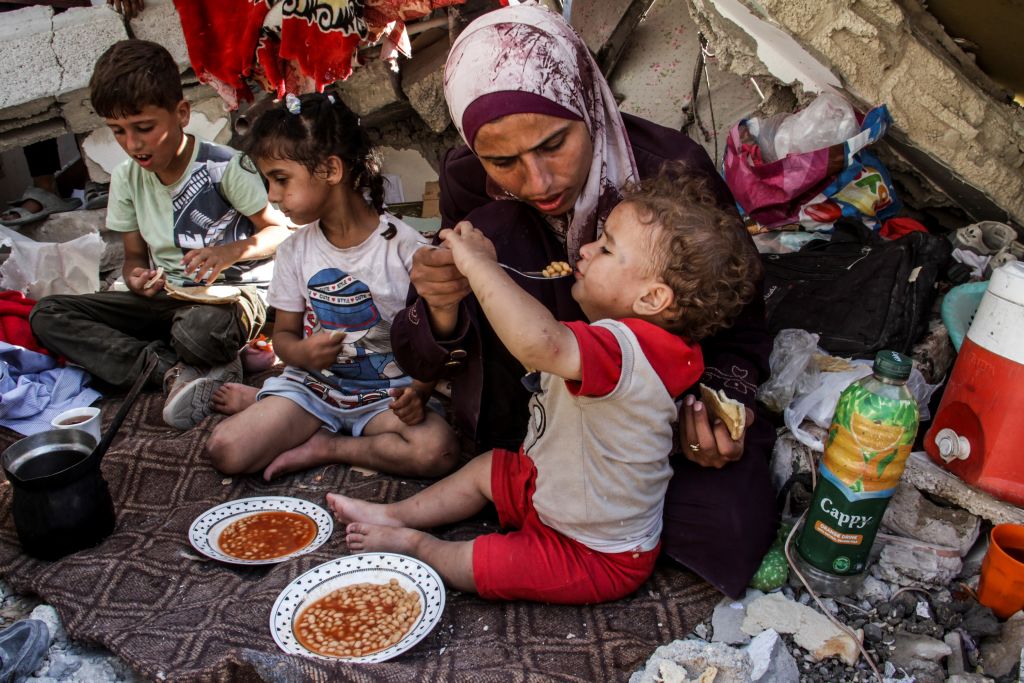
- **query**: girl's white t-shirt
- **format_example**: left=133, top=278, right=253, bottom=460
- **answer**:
left=267, top=213, right=428, bottom=405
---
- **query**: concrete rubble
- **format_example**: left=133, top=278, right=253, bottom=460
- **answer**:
left=741, top=592, right=862, bottom=665
left=882, top=481, right=982, bottom=556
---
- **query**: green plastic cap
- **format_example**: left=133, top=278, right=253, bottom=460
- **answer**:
left=873, top=350, right=912, bottom=381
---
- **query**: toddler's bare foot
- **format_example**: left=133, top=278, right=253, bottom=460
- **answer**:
left=211, top=383, right=258, bottom=415
left=345, top=522, right=423, bottom=555
left=325, top=493, right=404, bottom=527
left=262, top=430, right=336, bottom=481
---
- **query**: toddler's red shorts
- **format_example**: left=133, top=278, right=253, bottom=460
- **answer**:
left=472, top=447, right=659, bottom=604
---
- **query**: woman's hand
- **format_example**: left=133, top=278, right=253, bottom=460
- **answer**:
left=440, top=221, right=498, bottom=275
left=410, top=243, right=472, bottom=313
left=679, top=394, right=754, bottom=468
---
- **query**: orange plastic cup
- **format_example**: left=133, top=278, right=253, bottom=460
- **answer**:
left=977, top=524, right=1024, bottom=619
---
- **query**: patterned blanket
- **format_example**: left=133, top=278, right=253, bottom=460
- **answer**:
left=0, top=391, right=719, bottom=682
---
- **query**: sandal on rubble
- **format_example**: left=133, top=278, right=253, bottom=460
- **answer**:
left=0, top=619, right=50, bottom=682
left=0, top=187, right=81, bottom=228
left=82, top=181, right=110, bottom=210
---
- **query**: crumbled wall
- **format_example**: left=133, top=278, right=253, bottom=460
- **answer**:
left=686, top=0, right=1024, bottom=228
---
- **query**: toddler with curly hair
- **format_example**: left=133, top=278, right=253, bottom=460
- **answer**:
left=329, top=162, right=761, bottom=604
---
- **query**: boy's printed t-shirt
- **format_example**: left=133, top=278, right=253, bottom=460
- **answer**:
left=524, top=318, right=703, bottom=554
left=106, top=138, right=272, bottom=286
left=267, top=214, right=427, bottom=409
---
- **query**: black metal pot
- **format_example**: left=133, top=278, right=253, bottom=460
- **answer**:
left=1, top=355, right=157, bottom=561
left=2, top=429, right=113, bottom=560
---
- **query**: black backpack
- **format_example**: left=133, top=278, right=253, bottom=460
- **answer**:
left=761, top=219, right=951, bottom=357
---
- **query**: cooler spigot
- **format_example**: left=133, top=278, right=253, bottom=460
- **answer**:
left=935, top=428, right=971, bottom=462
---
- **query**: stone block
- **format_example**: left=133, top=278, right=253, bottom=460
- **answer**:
left=874, top=533, right=962, bottom=587
left=979, top=610, right=1024, bottom=678
left=129, top=0, right=190, bottom=72
left=52, top=6, right=128, bottom=98
left=0, top=104, right=61, bottom=135
left=401, top=37, right=451, bottom=134
left=0, top=6, right=61, bottom=111
left=744, top=629, right=799, bottom=683
left=59, top=88, right=100, bottom=135
left=572, top=0, right=651, bottom=74
left=0, top=118, right=68, bottom=154
left=902, top=453, right=1024, bottom=527
left=741, top=592, right=862, bottom=665
left=890, top=631, right=952, bottom=666
left=712, top=589, right=764, bottom=645
left=882, top=480, right=982, bottom=556
left=629, top=639, right=752, bottom=683
left=337, top=59, right=407, bottom=122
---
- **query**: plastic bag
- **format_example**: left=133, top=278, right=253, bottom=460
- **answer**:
left=773, top=92, right=860, bottom=160
left=759, top=328, right=940, bottom=451
left=756, top=329, right=821, bottom=414
left=0, top=232, right=105, bottom=299
left=723, top=100, right=900, bottom=231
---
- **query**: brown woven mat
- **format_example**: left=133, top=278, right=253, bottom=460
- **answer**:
left=0, top=391, right=720, bottom=682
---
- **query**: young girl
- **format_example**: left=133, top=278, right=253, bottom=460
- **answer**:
left=205, top=93, right=458, bottom=481
left=328, top=168, right=761, bottom=604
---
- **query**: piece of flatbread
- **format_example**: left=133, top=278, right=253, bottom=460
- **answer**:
left=163, top=282, right=241, bottom=304
left=814, top=353, right=856, bottom=372
left=144, top=266, right=165, bottom=289
left=699, top=383, right=746, bottom=441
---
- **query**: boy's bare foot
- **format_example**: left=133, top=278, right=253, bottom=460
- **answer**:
left=210, top=383, right=258, bottom=415
left=345, top=522, right=422, bottom=554
left=262, top=430, right=336, bottom=481
left=325, top=493, right=404, bottom=527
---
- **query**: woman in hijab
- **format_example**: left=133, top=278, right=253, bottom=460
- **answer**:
left=391, top=2, right=777, bottom=598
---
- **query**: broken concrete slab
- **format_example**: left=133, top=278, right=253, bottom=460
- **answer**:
left=128, top=0, right=190, bottom=72
left=337, top=59, right=410, bottom=126
left=610, top=0, right=760, bottom=161
left=741, top=592, right=862, bottom=665
left=572, top=0, right=654, bottom=76
left=744, top=628, right=799, bottom=683
left=890, top=631, right=953, bottom=666
left=979, top=611, right=1024, bottom=678
left=0, top=6, right=61, bottom=112
left=401, top=36, right=451, bottom=134
left=874, top=533, right=963, bottom=587
left=882, top=480, right=982, bottom=556
left=688, top=0, right=1024, bottom=227
left=901, top=453, right=1024, bottom=527
left=0, top=117, right=69, bottom=154
left=712, top=589, right=764, bottom=645
left=52, top=6, right=129, bottom=98
left=629, top=639, right=753, bottom=683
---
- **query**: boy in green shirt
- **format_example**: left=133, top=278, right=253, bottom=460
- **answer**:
left=30, top=40, right=291, bottom=430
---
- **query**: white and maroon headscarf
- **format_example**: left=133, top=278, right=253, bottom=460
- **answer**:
left=443, top=2, right=638, bottom=263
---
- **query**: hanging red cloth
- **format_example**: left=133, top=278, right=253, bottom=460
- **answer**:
left=0, top=291, right=48, bottom=355
left=172, top=0, right=271, bottom=106
left=278, top=1, right=367, bottom=91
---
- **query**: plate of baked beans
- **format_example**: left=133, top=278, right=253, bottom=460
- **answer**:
left=188, top=496, right=333, bottom=565
left=270, top=553, right=445, bottom=662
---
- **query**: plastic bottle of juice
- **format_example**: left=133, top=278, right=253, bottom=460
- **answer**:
left=794, top=350, right=919, bottom=595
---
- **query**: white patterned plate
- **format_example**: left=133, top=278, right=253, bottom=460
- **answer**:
left=188, top=496, right=333, bottom=565
left=270, top=553, right=445, bottom=663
